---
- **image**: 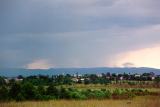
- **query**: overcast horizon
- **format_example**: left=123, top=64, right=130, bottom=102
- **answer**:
left=1, top=0, right=160, bottom=69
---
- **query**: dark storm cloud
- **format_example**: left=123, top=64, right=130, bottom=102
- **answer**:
left=0, top=0, right=160, bottom=68
left=1, top=0, right=160, bottom=34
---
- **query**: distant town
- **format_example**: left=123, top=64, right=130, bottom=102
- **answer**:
left=2, top=72, right=160, bottom=85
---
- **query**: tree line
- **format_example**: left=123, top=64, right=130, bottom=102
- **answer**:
left=1, top=72, right=160, bottom=86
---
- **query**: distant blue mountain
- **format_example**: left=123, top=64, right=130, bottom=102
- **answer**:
left=0, top=67, right=160, bottom=77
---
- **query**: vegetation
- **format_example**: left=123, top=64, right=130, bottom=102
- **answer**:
left=0, top=72, right=159, bottom=102
left=0, top=82, right=158, bottom=101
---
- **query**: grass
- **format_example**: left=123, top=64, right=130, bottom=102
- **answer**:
left=0, top=96, right=159, bottom=107
left=63, top=84, right=160, bottom=92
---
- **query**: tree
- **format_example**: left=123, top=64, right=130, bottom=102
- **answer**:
left=0, top=76, right=6, bottom=86
left=0, top=86, right=8, bottom=101
left=9, top=83, right=21, bottom=99
left=46, top=84, right=59, bottom=98
left=15, top=93, right=25, bottom=101
left=37, top=85, right=46, bottom=95
left=17, top=75, right=24, bottom=79
left=59, top=87, right=67, bottom=98
left=63, top=75, right=73, bottom=85
left=90, top=74, right=98, bottom=84
left=84, top=78, right=90, bottom=85
left=21, top=82, right=36, bottom=100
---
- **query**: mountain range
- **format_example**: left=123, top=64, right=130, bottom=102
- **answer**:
left=0, top=67, right=160, bottom=77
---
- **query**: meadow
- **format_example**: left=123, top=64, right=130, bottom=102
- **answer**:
left=0, top=96, right=159, bottom=107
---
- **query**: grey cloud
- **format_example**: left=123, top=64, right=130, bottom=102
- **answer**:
left=1, top=24, right=160, bottom=68
left=1, top=0, right=160, bottom=68
left=1, top=0, right=160, bottom=34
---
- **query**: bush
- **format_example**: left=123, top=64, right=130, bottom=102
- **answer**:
left=21, top=82, right=37, bottom=100
left=0, top=86, right=8, bottom=101
left=37, top=85, right=46, bottom=95
left=15, top=93, right=25, bottom=101
left=0, top=77, right=6, bottom=86
left=93, top=90, right=106, bottom=99
left=113, top=88, right=122, bottom=95
left=104, top=90, right=112, bottom=99
left=59, top=87, right=69, bottom=99
left=9, top=83, right=21, bottom=99
left=46, top=84, right=60, bottom=98
left=82, top=89, right=95, bottom=99
left=70, top=91, right=86, bottom=100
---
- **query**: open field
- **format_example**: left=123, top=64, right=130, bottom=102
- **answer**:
left=0, top=96, right=159, bottom=107
left=63, top=84, right=160, bottom=92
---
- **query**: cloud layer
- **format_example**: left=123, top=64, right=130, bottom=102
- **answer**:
left=0, top=0, right=160, bottom=68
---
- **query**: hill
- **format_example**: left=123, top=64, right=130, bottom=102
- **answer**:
left=0, top=67, right=160, bottom=77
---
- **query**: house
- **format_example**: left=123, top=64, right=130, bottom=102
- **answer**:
left=96, top=74, right=102, bottom=77
left=4, top=79, right=9, bottom=84
left=106, top=76, right=111, bottom=80
left=149, top=72, right=155, bottom=80
left=15, top=78, right=23, bottom=82
left=119, top=76, right=123, bottom=80
left=134, top=74, right=141, bottom=78
left=80, top=78, right=85, bottom=81
left=72, top=78, right=79, bottom=82
left=151, top=76, right=155, bottom=80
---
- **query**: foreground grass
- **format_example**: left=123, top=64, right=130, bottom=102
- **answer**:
left=0, top=96, right=159, bottom=107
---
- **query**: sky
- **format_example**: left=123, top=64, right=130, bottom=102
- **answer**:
left=1, top=0, right=160, bottom=69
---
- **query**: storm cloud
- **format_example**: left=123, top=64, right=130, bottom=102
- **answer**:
left=1, top=0, right=160, bottom=68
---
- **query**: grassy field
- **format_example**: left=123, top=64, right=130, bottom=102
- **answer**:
left=0, top=96, right=159, bottom=107
left=63, top=84, right=160, bottom=92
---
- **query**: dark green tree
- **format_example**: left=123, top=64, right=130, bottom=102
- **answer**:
left=0, top=86, right=8, bottom=101
left=15, top=93, right=25, bottom=101
left=9, top=83, right=21, bottom=99
left=37, top=85, right=46, bottom=95
left=21, top=82, right=36, bottom=100
left=46, top=84, right=59, bottom=98
left=0, top=76, right=6, bottom=86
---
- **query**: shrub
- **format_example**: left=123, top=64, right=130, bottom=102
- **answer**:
left=0, top=86, right=8, bottom=101
left=94, top=90, right=106, bottom=99
left=15, top=93, right=25, bottom=101
left=9, top=83, right=21, bottom=99
left=113, top=88, right=121, bottom=95
left=0, top=77, right=6, bottom=86
left=59, top=87, right=69, bottom=99
left=21, top=82, right=37, bottom=100
left=104, top=90, right=112, bottom=99
left=70, top=91, right=86, bottom=100
left=37, top=85, right=46, bottom=95
left=46, top=84, right=59, bottom=98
